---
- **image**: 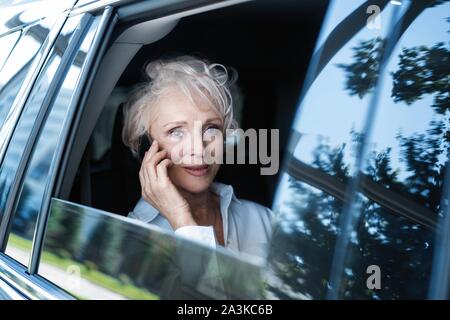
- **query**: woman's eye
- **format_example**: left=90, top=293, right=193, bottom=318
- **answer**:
left=204, top=126, right=221, bottom=135
left=169, top=128, right=184, bottom=138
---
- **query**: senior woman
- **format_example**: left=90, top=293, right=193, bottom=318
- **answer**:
left=122, top=55, right=273, bottom=260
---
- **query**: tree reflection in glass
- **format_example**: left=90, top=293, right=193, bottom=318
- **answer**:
left=266, top=0, right=449, bottom=299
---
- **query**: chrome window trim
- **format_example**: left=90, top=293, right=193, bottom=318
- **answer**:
left=0, top=21, right=39, bottom=38
left=0, top=253, right=74, bottom=300
left=69, top=0, right=253, bottom=19
left=0, top=30, right=22, bottom=74
left=29, top=6, right=116, bottom=275
left=0, top=11, right=69, bottom=166
left=70, top=0, right=131, bottom=16
left=0, top=277, right=26, bottom=300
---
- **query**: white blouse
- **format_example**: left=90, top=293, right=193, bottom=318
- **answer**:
left=128, top=182, right=274, bottom=260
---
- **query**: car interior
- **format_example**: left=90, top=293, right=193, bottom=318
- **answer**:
left=61, top=0, right=328, bottom=217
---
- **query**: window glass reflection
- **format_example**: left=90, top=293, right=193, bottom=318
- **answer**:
left=0, top=0, right=41, bottom=9
left=0, top=0, right=76, bottom=34
left=0, top=2, right=40, bottom=33
left=266, top=1, right=407, bottom=299
left=338, top=0, right=449, bottom=299
left=0, top=17, right=56, bottom=223
left=0, top=16, right=57, bottom=132
left=39, top=199, right=264, bottom=300
left=0, top=31, right=21, bottom=73
left=0, top=15, right=86, bottom=266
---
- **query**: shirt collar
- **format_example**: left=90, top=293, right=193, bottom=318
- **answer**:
left=131, top=182, right=241, bottom=227
left=210, top=181, right=241, bottom=206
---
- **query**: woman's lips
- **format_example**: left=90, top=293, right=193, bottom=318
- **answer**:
left=182, top=165, right=209, bottom=177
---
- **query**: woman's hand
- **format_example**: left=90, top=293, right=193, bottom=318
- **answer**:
left=139, top=140, right=197, bottom=230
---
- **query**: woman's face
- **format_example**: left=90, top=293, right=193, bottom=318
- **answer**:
left=147, top=87, right=224, bottom=194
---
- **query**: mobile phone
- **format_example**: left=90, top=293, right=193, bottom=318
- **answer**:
left=138, top=133, right=153, bottom=162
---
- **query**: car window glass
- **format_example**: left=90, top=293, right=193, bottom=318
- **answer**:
left=0, top=15, right=63, bottom=137
left=0, top=0, right=76, bottom=34
left=266, top=1, right=405, bottom=299
left=0, top=16, right=59, bottom=222
left=39, top=198, right=264, bottom=300
left=337, top=0, right=450, bottom=299
left=0, top=14, right=90, bottom=266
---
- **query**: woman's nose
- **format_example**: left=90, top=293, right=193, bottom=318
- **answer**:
left=188, top=129, right=205, bottom=157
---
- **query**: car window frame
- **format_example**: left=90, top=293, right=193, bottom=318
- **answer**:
left=31, top=0, right=268, bottom=299
left=49, top=0, right=255, bottom=245
left=0, top=13, right=71, bottom=245
left=0, top=7, right=111, bottom=300
left=0, top=12, right=68, bottom=167
left=1, top=13, right=97, bottom=267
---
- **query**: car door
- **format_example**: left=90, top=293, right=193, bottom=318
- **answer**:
left=0, top=1, right=102, bottom=299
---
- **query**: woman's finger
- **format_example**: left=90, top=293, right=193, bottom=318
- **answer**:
left=146, top=139, right=158, bottom=159
left=156, top=158, right=172, bottom=182
left=143, top=141, right=158, bottom=176
left=141, top=151, right=151, bottom=181
left=139, top=156, right=148, bottom=184
left=139, top=163, right=149, bottom=195
left=140, top=162, right=157, bottom=205
left=138, top=166, right=144, bottom=187
left=148, top=149, right=168, bottom=178
left=141, top=151, right=155, bottom=193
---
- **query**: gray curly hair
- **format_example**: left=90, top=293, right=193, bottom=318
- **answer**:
left=122, top=55, right=240, bottom=158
